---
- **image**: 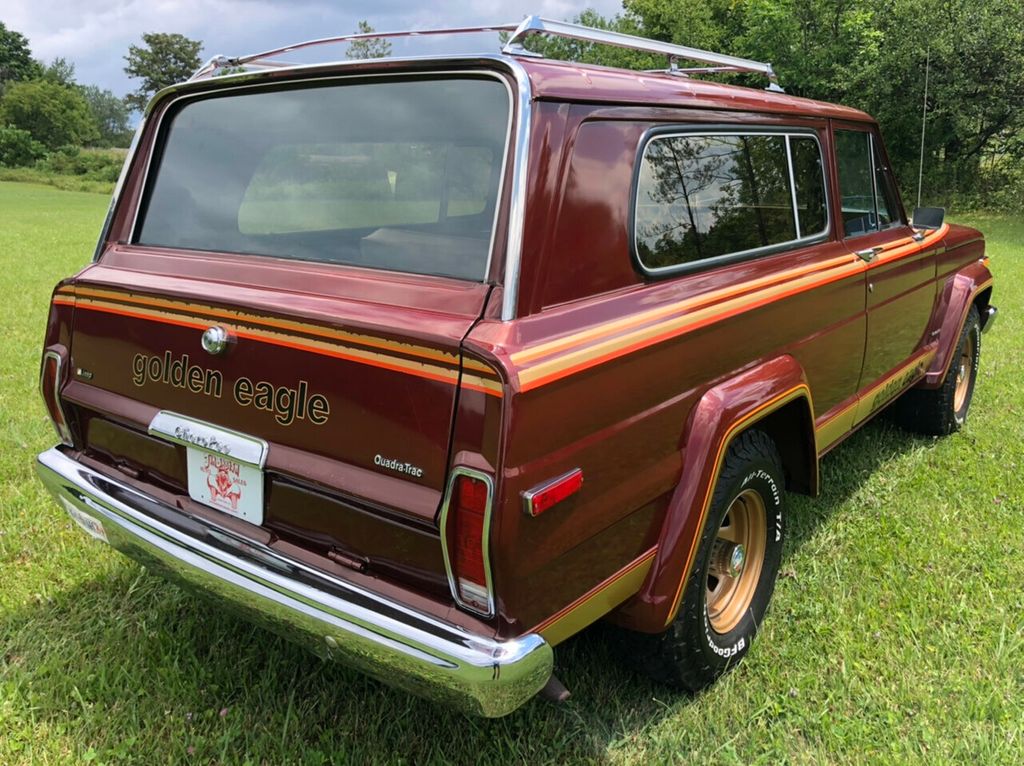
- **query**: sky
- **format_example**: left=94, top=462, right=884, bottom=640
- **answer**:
left=4, top=1, right=626, bottom=98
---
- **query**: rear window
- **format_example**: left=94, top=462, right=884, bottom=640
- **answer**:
left=634, top=131, right=828, bottom=272
left=136, top=76, right=511, bottom=281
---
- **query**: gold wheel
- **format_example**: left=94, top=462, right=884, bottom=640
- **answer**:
left=706, top=489, right=767, bottom=634
left=953, top=331, right=976, bottom=412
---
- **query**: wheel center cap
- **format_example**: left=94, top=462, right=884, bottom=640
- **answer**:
left=729, top=544, right=746, bottom=577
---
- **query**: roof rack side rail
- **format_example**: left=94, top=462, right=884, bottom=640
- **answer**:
left=502, top=16, right=784, bottom=92
left=191, top=23, right=522, bottom=79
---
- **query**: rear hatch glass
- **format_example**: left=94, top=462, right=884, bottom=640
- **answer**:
left=136, top=75, right=511, bottom=281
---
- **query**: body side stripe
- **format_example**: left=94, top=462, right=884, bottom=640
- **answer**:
left=68, top=285, right=497, bottom=375
left=531, top=547, right=657, bottom=645
left=68, top=299, right=505, bottom=397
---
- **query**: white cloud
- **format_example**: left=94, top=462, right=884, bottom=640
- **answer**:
left=4, top=0, right=626, bottom=96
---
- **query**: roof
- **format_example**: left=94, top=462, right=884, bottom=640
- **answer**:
left=517, top=57, right=873, bottom=122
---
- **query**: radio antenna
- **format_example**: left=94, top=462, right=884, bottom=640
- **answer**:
left=916, top=47, right=930, bottom=208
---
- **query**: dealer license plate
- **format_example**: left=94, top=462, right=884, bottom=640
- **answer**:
left=148, top=411, right=268, bottom=526
left=185, top=447, right=264, bottom=525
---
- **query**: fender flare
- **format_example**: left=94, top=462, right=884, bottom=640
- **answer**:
left=612, top=354, right=817, bottom=632
left=921, top=262, right=993, bottom=388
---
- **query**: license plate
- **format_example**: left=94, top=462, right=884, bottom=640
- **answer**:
left=61, top=498, right=108, bottom=543
left=149, top=411, right=268, bottom=526
left=185, top=447, right=264, bottom=525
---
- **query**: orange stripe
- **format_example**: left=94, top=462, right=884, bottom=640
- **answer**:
left=511, top=253, right=857, bottom=366
left=519, top=259, right=860, bottom=391
left=664, top=385, right=812, bottom=626
left=71, top=300, right=504, bottom=397
left=70, top=285, right=496, bottom=373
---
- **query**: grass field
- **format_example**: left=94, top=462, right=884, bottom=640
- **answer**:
left=1, top=181, right=1022, bottom=764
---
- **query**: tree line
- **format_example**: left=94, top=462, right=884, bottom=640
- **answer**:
left=522, top=1, right=1024, bottom=209
left=3, top=5, right=1020, bottom=208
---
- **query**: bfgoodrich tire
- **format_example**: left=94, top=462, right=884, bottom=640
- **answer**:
left=623, top=429, right=784, bottom=691
left=893, top=305, right=981, bottom=436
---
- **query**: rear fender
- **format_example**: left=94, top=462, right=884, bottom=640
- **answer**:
left=610, top=355, right=816, bottom=633
left=921, top=261, right=993, bottom=388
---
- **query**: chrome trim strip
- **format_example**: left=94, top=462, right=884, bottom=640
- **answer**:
left=501, top=58, right=532, bottom=320
left=784, top=135, right=801, bottom=239
left=129, top=65, right=522, bottom=303
left=36, top=447, right=552, bottom=717
left=633, top=128, right=831, bottom=276
left=39, top=351, right=73, bottom=446
left=438, top=466, right=496, bottom=617
left=148, top=411, right=269, bottom=468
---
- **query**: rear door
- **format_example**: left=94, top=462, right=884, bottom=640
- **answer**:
left=59, top=72, right=512, bottom=590
left=833, top=122, right=937, bottom=389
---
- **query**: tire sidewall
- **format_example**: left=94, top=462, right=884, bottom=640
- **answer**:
left=687, top=452, right=784, bottom=672
left=951, top=312, right=981, bottom=426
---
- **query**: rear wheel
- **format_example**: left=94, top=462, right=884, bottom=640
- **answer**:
left=893, top=305, right=981, bottom=436
left=622, top=430, right=785, bottom=691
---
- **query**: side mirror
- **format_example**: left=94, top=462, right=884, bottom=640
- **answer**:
left=912, top=206, right=945, bottom=230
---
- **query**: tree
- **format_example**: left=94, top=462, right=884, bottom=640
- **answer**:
left=0, top=80, right=99, bottom=149
left=0, top=22, right=41, bottom=85
left=124, top=32, right=203, bottom=111
left=80, top=86, right=133, bottom=147
left=346, top=21, right=392, bottom=60
left=38, top=56, right=77, bottom=86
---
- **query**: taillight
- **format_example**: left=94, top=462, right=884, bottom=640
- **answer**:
left=40, top=350, right=73, bottom=446
left=440, top=468, right=494, bottom=616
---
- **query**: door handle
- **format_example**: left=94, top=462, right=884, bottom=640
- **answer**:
left=855, top=246, right=883, bottom=262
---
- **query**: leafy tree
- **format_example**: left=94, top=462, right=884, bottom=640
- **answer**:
left=0, top=125, right=46, bottom=166
left=0, top=22, right=41, bottom=85
left=124, top=32, right=203, bottom=111
left=345, top=21, right=392, bottom=60
left=80, top=85, right=133, bottom=147
left=0, top=79, right=99, bottom=149
left=39, top=56, right=77, bottom=86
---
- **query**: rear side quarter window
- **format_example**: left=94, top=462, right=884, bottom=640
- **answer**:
left=632, top=129, right=829, bottom=274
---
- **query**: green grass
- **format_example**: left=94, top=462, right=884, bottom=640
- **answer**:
left=1, top=181, right=1022, bottom=764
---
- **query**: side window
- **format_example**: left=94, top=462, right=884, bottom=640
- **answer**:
left=634, top=131, right=827, bottom=271
left=835, top=128, right=903, bottom=237
left=835, top=130, right=876, bottom=237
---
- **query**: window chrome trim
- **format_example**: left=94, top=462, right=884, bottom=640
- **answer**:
left=438, top=466, right=496, bottom=618
left=630, top=126, right=831, bottom=278
left=127, top=61, right=530, bottom=306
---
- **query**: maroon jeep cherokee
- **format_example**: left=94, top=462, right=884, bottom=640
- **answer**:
left=36, top=17, right=996, bottom=716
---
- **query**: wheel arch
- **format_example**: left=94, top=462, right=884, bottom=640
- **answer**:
left=608, top=354, right=817, bottom=633
left=922, top=263, right=993, bottom=388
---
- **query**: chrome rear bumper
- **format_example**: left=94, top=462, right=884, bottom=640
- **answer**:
left=35, top=447, right=552, bottom=717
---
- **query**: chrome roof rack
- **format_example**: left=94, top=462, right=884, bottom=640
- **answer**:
left=192, top=14, right=783, bottom=92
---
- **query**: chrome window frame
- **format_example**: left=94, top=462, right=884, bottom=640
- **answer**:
left=630, top=126, right=831, bottom=278
left=95, top=55, right=532, bottom=320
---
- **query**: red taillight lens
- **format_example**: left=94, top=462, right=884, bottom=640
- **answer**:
left=442, top=470, right=493, bottom=615
left=40, top=351, right=72, bottom=445
left=523, top=468, right=583, bottom=517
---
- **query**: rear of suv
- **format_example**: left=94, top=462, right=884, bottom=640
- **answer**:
left=36, top=16, right=996, bottom=717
